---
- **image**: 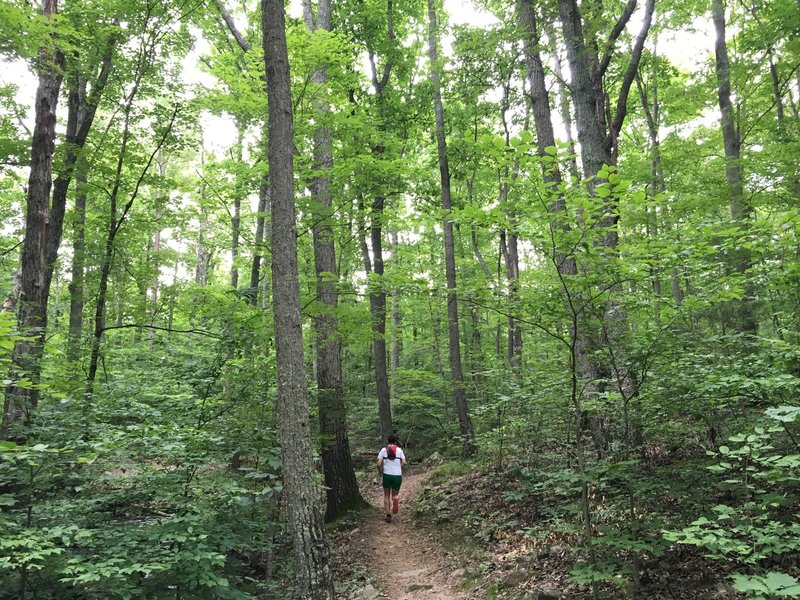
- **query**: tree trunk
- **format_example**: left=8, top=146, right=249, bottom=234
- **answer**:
left=67, top=168, right=87, bottom=364
left=557, top=0, right=610, bottom=180
left=711, top=0, right=757, bottom=335
left=370, top=199, right=393, bottom=441
left=556, top=0, right=654, bottom=471
left=427, top=0, right=475, bottom=458
left=149, top=155, right=166, bottom=343
left=390, top=231, right=402, bottom=372
left=87, top=85, right=176, bottom=396
left=262, top=0, right=335, bottom=596
left=304, top=0, right=367, bottom=522
left=87, top=96, right=137, bottom=396
left=359, top=0, right=397, bottom=443
left=551, top=47, right=580, bottom=180
left=231, top=127, right=243, bottom=289
left=2, top=0, right=64, bottom=439
left=194, top=148, right=213, bottom=286
left=249, top=175, right=270, bottom=305
left=636, top=63, right=666, bottom=321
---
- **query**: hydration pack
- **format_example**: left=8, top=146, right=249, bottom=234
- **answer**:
left=385, top=444, right=399, bottom=460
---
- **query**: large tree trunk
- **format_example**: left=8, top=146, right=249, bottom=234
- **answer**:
left=427, top=0, right=475, bottom=457
left=556, top=0, right=653, bottom=465
left=711, top=0, right=758, bottom=335
left=2, top=0, right=64, bottom=439
left=46, top=37, right=115, bottom=299
left=262, top=0, right=335, bottom=596
left=304, top=0, right=367, bottom=522
left=557, top=0, right=611, bottom=180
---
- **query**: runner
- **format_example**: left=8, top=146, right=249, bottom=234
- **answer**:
left=376, top=434, right=407, bottom=523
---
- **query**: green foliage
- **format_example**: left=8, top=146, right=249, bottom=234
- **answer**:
left=733, top=572, right=800, bottom=599
left=663, top=413, right=800, bottom=596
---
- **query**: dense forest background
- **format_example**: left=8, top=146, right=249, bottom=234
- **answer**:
left=0, top=0, right=799, bottom=597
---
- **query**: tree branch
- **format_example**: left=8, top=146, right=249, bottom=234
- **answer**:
left=102, top=323, right=223, bottom=338
left=608, top=0, right=654, bottom=144
left=210, top=0, right=252, bottom=52
left=599, top=0, right=638, bottom=77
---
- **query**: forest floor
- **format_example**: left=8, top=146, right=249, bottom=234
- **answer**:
left=334, top=469, right=469, bottom=599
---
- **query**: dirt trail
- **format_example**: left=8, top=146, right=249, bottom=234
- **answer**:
left=346, top=470, right=468, bottom=599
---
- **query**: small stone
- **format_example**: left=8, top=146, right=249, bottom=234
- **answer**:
left=357, top=584, right=379, bottom=599
left=533, top=587, right=562, bottom=600
left=516, top=554, right=535, bottom=564
left=398, top=569, right=427, bottom=578
left=408, top=584, right=433, bottom=592
left=451, top=568, right=466, bottom=579
left=349, top=528, right=360, bottom=536
left=713, top=582, right=735, bottom=598
left=549, top=545, right=565, bottom=557
left=502, top=570, right=530, bottom=587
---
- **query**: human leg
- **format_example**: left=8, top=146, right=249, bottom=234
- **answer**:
left=383, top=487, right=392, bottom=516
left=391, top=488, right=399, bottom=514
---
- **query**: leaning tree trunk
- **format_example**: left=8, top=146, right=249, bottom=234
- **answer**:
left=711, top=0, right=758, bottom=335
left=427, top=0, right=476, bottom=458
left=2, top=0, right=64, bottom=440
left=262, top=0, right=335, bottom=596
left=304, top=0, right=367, bottom=522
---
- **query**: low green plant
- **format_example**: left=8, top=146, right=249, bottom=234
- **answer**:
left=663, top=410, right=800, bottom=598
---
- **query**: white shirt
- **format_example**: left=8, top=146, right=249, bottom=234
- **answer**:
left=378, top=446, right=406, bottom=476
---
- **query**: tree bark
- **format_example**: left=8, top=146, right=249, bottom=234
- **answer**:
left=46, top=36, right=116, bottom=300
left=370, top=199, right=393, bottom=441
left=390, top=230, right=402, bottom=372
left=304, top=0, right=366, bottom=522
left=360, top=0, right=397, bottom=443
left=212, top=0, right=252, bottom=52
left=249, top=174, right=270, bottom=305
left=196, top=149, right=212, bottom=286
left=67, top=167, right=87, bottom=364
left=230, top=127, right=244, bottom=289
left=427, top=0, right=476, bottom=457
left=262, top=0, right=335, bottom=596
left=711, top=0, right=758, bottom=335
left=3, top=0, right=64, bottom=439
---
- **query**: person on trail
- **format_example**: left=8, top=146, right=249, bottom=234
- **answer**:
left=377, top=434, right=407, bottom=523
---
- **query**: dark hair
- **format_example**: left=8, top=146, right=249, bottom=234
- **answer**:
left=387, top=434, right=398, bottom=444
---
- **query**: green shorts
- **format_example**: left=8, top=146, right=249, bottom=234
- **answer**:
left=382, top=473, right=402, bottom=490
